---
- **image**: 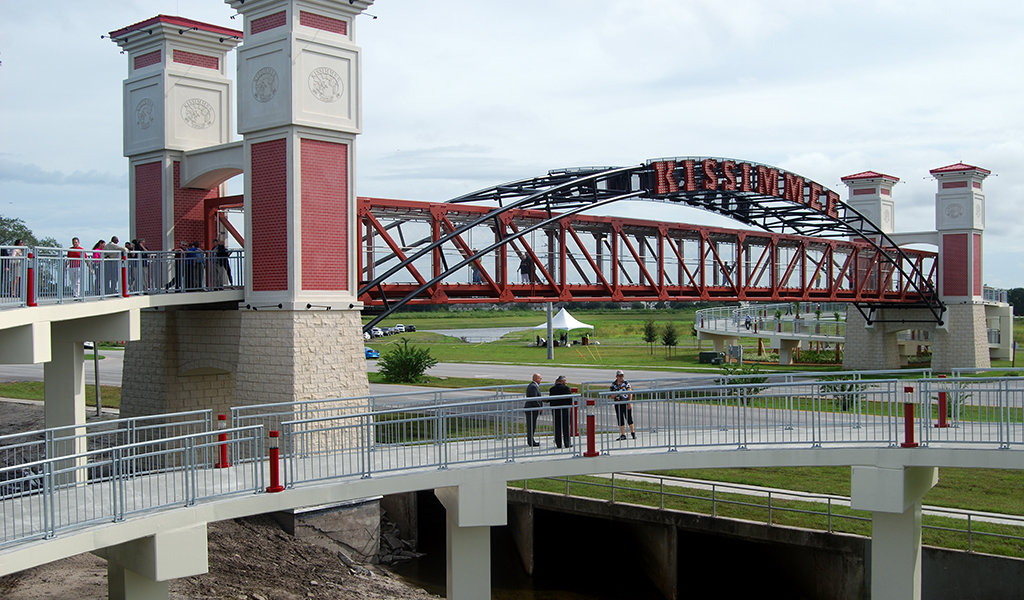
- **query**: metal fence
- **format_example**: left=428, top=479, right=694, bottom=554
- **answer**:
left=0, top=246, right=245, bottom=307
left=519, top=472, right=1024, bottom=555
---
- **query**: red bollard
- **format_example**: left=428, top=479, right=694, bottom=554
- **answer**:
left=26, top=252, right=35, bottom=307
left=935, top=374, right=949, bottom=428
left=901, top=386, right=919, bottom=448
left=267, top=430, right=285, bottom=493
left=121, top=259, right=129, bottom=298
left=215, top=414, right=231, bottom=468
left=570, top=387, right=579, bottom=437
left=583, top=399, right=599, bottom=457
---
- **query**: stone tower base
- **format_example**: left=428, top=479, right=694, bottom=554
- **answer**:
left=842, top=304, right=990, bottom=372
left=121, top=307, right=369, bottom=418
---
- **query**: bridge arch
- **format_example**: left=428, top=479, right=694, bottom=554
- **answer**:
left=359, top=158, right=942, bottom=330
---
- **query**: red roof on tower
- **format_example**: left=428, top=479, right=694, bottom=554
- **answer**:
left=840, top=171, right=899, bottom=183
left=109, top=15, right=243, bottom=40
left=929, top=162, right=991, bottom=176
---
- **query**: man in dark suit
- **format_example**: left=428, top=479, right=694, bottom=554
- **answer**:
left=548, top=375, right=573, bottom=449
left=525, top=373, right=543, bottom=446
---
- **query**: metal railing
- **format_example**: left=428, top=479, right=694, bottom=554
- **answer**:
left=0, top=246, right=245, bottom=308
left=519, top=472, right=1024, bottom=555
left=3, top=372, right=1024, bottom=549
left=695, top=303, right=847, bottom=338
left=984, top=286, right=1009, bottom=304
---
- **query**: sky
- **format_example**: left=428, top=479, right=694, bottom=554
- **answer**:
left=2, top=0, right=1023, bottom=287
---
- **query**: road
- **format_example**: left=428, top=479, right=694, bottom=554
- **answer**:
left=0, top=350, right=710, bottom=391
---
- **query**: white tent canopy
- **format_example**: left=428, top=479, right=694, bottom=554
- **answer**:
left=533, top=308, right=594, bottom=331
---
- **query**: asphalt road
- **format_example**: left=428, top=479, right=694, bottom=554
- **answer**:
left=0, top=350, right=710, bottom=391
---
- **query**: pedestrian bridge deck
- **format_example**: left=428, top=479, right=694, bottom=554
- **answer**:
left=2, top=373, right=1022, bottom=576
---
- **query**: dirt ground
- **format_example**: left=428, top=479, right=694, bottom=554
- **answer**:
left=0, top=400, right=440, bottom=600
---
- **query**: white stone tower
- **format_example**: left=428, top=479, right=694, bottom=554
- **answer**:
left=110, top=16, right=241, bottom=250
left=841, top=170, right=899, bottom=239
left=929, top=162, right=991, bottom=370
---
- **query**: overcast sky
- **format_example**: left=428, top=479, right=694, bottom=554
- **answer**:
left=2, top=0, right=1022, bottom=287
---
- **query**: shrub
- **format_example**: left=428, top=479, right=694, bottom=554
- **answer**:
left=715, top=362, right=768, bottom=402
left=378, top=339, right=439, bottom=384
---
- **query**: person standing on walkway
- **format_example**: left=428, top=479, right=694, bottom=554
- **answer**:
left=67, top=238, right=83, bottom=299
left=548, top=375, right=572, bottom=449
left=611, top=369, right=635, bottom=441
left=525, top=373, right=543, bottom=447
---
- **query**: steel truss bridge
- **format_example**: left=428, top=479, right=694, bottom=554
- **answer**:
left=357, top=159, right=940, bottom=329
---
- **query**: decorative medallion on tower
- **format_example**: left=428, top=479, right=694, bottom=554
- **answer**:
left=181, top=98, right=215, bottom=129
left=252, top=67, right=279, bottom=103
left=309, top=67, right=344, bottom=102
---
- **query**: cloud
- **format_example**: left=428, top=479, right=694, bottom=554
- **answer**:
left=0, top=159, right=126, bottom=189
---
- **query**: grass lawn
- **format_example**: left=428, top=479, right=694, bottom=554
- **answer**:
left=365, top=307, right=848, bottom=373
left=0, top=381, right=121, bottom=408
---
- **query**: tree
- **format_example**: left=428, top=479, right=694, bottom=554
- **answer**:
left=378, top=339, right=439, bottom=384
left=1008, top=288, right=1024, bottom=316
left=642, top=319, right=658, bottom=354
left=661, top=321, right=678, bottom=356
left=0, top=216, right=57, bottom=247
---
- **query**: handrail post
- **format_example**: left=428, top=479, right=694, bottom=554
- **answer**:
left=936, top=374, right=949, bottom=428
left=121, top=255, right=129, bottom=297
left=215, top=414, right=231, bottom=468
left=267, top=430, right=284, bottom=493
left=26, top=252, right=36, bottom=307
left=583, top=398, right=599, bottom=457
left=901, top=385, right=919, bottom=448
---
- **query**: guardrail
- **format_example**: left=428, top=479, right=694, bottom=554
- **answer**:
left=519, top=472, right=1024, bottom=555
left=3, top=373, right=1023, bottom=548
left=0, top=246, right=245, bottom=308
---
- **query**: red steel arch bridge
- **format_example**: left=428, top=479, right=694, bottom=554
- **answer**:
left=357, top=158, right=940, bottom=331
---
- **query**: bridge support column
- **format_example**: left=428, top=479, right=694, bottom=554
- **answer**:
left=435, top=475, right=507, bottom=600
left=43, top=340, right=87, bottom=471
left=852, top=466, right=937, bottom=600
left=777, top=339, right=800, bottom=365
left=96, top=523, right=209, bottom=600
left=842, top=308, right=900, bottom=370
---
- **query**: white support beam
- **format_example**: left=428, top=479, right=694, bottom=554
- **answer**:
left=435, top=473, right=507, bottom=600
left=96, top=523, right=209, bottom=600
left=852, top=466, right=938, bottom=600
left=0, top=322, right=50, bottom=363
left=51, top=310, right=140, bottom=343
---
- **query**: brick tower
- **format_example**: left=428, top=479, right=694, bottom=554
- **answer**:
left=929, top=163, right=991, bottom=370
left=841, top=171, right=899, bottom=239
left=111, top=16, right=241, bottom=250
left=228, top=0, right=373, bottom=405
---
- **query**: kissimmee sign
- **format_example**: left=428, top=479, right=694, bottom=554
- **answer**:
left=647, top=158, right=841, bottom=219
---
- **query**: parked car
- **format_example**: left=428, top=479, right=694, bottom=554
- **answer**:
left=363, top=331, right=371, bottom=341
left=405, top=324, right=416, bottom=332
left=370, top=326, right=383, bottom=338
left=393, top=324, right=406, bottom=333
left=365, top=347, right=380, bottom=359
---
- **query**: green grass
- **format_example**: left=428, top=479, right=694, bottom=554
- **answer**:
left=0, top=381, right=121, bottom=408
left=512, top=474, right=1024, bottom=558
left=367, top=372, right=528, bottom=388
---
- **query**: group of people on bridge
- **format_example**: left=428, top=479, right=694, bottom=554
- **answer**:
left=523, top=370, right=635, bottom=448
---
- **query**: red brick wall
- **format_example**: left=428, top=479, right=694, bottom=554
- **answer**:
left=173, top=50, right=219, bottom=70
left=134, top=50, right=161, bottom=70
left=251, top=139, right=289, bottom=292
left=942, top=233, right=969, bottom=297
left=173, top=162, right=219, bottom=249
left=252, top=11, right=286, bottom=34
left=299, top=11, right=347, bottom=35
left=135, top=162, right=163, bottom=251
left=973, top=233, right=983, bottom=296
left=300, top=139, right=348, bottom=291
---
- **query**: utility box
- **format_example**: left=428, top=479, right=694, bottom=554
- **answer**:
left=699, top=351, right=725, bottom=364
